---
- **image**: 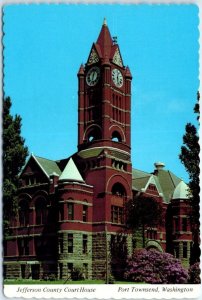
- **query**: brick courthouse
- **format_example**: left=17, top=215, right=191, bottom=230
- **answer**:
left=4, top=20, right=192, bottom=280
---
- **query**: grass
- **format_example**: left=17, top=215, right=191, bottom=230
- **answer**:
left=4, top=279, right=104, bottom=285
left=4, top=279, right=136, bottom=285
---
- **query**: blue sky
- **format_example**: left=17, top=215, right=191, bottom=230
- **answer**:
left=3, top=4, right=199, bottom=182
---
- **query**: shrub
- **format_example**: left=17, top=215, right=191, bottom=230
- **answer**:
left=108, top=274, right=115, bottom=284
left=188, top=262, right=201, bottom=284
left=48, top=273, right=56, bottom=281
left=71, top=267, right=84, bottom=281
left=124, top=249, right=188, bottom=284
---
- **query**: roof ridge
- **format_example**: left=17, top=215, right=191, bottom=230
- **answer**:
left=133, top=175, right=151, bottom=180
left=132, top=168, right=152, bottom=175
left=132, top=167, right=151, bottom=172
left=34, top=155, right=56, bottom=163
left=168, top=170, right=182, bottom=186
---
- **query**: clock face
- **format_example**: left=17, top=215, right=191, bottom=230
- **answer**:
left=86, top=67, right=100, bottom=86
left=112, top=69, right=123, bottom=87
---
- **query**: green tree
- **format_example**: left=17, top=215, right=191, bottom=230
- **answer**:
left=126, top=194, right=163, bottom=248
left=3, top=97, right=29, bottom=234
left=179, top=91, right=200, bottom=264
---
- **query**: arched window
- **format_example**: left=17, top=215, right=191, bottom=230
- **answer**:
left=19, top=200, right=29, bottom=226
left=111, top=183, right=126, bottom=197
left=87, top=127, right=101, bottom=142
left=112, top=131, right=122, bottom=142
left=35, top=199, right=47, bottom=225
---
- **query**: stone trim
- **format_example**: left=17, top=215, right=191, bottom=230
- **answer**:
left=59, top=200, right=92, bottom=206
left=79, top=146, right=130, bottom=156
left=58, top=182, right=93, bottom=189
left=111, top=105, right=130, bottom=113
left=173, top=239, right=192, bottom=242
left=6, top=232, right=57, bottom=239
left=58, top=220, right=92, bottom=225
left=92, top=165, right=132, bottom=175
left=111, top=87, right=125, bottom=96
left=58, top=230, right=93, bottom=234
left=59, top=188, right=93, bottom=194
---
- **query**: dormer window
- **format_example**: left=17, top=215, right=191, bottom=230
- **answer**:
left=25, top=175, right=37, bottom=186
left=148, top=184, right=157, bottom=191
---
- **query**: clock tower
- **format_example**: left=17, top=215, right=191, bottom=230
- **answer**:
left=76, top=19, right=133, bottom=279
left=77, top=18, right=132, bottom=153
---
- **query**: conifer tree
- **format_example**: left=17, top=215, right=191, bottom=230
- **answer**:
left=126, top=195, right=163, bottom=248
left=3, top=97, right=29, bottom=234
left=179, top=91, right=200, bottom=264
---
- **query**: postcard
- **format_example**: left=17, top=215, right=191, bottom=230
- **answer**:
left=2, top=0, right=201, bottom=299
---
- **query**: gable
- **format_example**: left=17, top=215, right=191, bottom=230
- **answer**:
left=112, top=47, right=123, bottom=67
left=19, top=156, right=49, bottom=186
left=19, top=154, right=62, bottom=187
left=144, top=175, right=163, bottom=198
left=87, top=45, right=100, bottom=65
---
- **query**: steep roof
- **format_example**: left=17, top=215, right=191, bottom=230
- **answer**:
left=96, top=18, right=113, bottom=60
left=59, top=158, right=84, bottom=183
left=132, top=168, right=151, bottom=179
left=19, top=154, right=62, bottom=179
left=34, top=155, right=62, bottom=177
left=156, top=169, right=182, bottom=203
left=132, top=167, right=182, bottom=203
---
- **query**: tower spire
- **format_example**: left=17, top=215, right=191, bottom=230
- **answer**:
left=96, top=19, right=113, bottom=59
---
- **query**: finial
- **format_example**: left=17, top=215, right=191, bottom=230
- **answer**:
left=103, top=17, right=107, bottom=26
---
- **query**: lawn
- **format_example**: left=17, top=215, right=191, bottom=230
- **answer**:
left=4, top=279, right=135, bottom=285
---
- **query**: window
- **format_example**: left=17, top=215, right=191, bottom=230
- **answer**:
left=26, top=176, right=36, bottom=186
left=18, top=239, right=29, bottom=256
left=83, top=206, right=88, bottom=222
left=19, top=201, right=29, bottom=226
left=147, top=229, right=157, bottom=240
left=3, top=240, right=7, bottom=256
left=67, top=263, right=73, bottom=272
left=83, top=235, right=88, bottom=254
left=31, top=264, right=40, bottom=280
left=59, top=204, right=64, bottom=221
left=111, top=131, right=122, bottom=142
left=59, top=234, right=63, bottom=254
left=3, top=265, right=7, bottom=279
left=111, top=183, right=126, bottom=197
left=174, top=218, right=179, bottom=232
left=182, top=218, right=187, bottom=232
left=35, top=237, right=43, bottom=256
left=111, top=206, right=124, bottom=224
left=183, top=242, right=188, bottom=258
left=175, top=243, right=179, bottom=258
left=21, top=265, right=26, bottom=279
left=68, top=234, right=73, bottom=253
left=35, top=200, right=47, bottom=225
left=68, top=203, right=74, bottom=220
left=83, top=263, right=88, bottom=279
left=67, top=263, right=73, bottom=278
left=59, top=263, right=63, bottom=279
left=148, top=184, right=157, bottom=191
